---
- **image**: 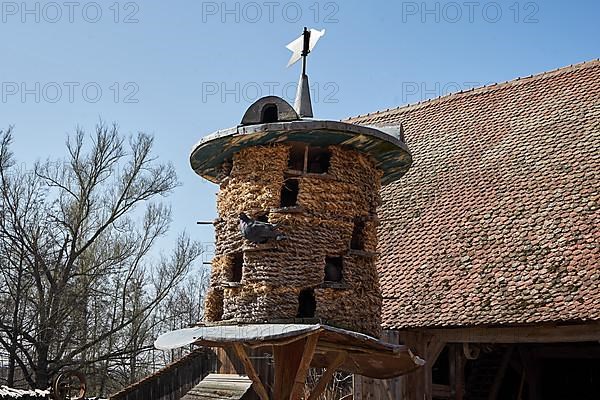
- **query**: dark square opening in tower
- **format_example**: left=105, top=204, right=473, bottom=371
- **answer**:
left=307, top=146, right=331, bottom=173
left=351, top=218, right=366, bottom=250
left=297, top=288, right=316, bottom=318
left=288, top=143, right=306, bottom=171
left=280, top=179, right=299, bottom=207
left=324, top=256, right=343, bottom=283
left=227, top=252, right=243, bottom=283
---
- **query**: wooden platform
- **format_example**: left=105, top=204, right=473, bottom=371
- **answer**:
left=155, top=324, right=424, bottom=400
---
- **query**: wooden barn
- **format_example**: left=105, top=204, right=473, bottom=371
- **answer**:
left=350, top=60, right=600, bottom=399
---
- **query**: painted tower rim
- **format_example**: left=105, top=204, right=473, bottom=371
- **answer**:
left=190, top=119, right=413, bottom=185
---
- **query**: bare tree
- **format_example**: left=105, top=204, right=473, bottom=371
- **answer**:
left=0, top=124, right=203, bottom=392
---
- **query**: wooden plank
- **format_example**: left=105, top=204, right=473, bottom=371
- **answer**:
left=307, top=352, right=346, bottom=400
left=380, top=379, right=396, bottom=400
left=353, top=375, right=363, bottom=400
left=231, top=344, right=269, bottom=400
left=290, top=334, right=320, bottom=400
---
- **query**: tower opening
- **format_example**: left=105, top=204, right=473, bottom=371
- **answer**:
left=297, top=288, right=316, bottom=318
left=288, top=143, right=306, bottom=171
left=307, top=146, right=331, bottom=173
left=324, top=256, right=343, bottom=282
left=280, top=179, right=299, bottom=207
left=350, top=218, right=366, bottom=250
left=261, top=104, right=279, bottom=123
left=227, top=252, right=243, bottom=283
left=256, top=213, right=269, bottom=223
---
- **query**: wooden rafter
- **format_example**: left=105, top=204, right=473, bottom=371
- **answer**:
left=307, top=352, right=346, bottom=400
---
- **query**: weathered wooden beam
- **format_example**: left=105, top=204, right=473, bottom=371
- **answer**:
left=307, top=352, right=346, bottom=400
left=289, top=334, right=320, bottom=400
left=412, top=323, right=600, bottom=343
left=231, top=343, right=269, bottom=400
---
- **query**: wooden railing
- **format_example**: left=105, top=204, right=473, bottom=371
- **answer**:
left=109, top=349, right=217, bottom=400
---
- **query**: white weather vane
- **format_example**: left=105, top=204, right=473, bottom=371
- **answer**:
left=285, top=27, right=326, bottom=118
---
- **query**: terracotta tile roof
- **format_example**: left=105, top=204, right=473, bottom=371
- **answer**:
left=346, top=60, right=600, bottom=329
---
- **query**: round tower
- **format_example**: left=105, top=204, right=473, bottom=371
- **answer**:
left=191, top=96, right=411, bottom=338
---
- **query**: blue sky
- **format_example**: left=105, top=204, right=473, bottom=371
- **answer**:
left=1, top=0, right=598, bottom=253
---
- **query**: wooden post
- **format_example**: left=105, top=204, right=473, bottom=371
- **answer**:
left=272, top=333, right=319, bottom=400
left=289, top=334, right=319, bottom=400
left=399, top=331, right=445, bottom=400
left=449, top=344, right=465, bottom=400
left=232, top=343, right=270, bottom=400
left=303, top=145, right=309, bottom=173
left=273, top=339, right=305, bottom=400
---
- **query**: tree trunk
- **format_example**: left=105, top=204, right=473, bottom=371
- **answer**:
left=35, top=343, right=50, bottom=389
left=7, top=255, right=25, bottom=387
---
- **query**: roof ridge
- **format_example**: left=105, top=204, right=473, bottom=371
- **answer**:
left=346, top=58, right=600, bottom=121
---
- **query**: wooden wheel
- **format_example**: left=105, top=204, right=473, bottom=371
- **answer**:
left=52, top=370, right=87, bottom=400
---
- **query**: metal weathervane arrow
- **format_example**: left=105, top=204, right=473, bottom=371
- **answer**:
left=286, top=27, right=325, bottom=118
